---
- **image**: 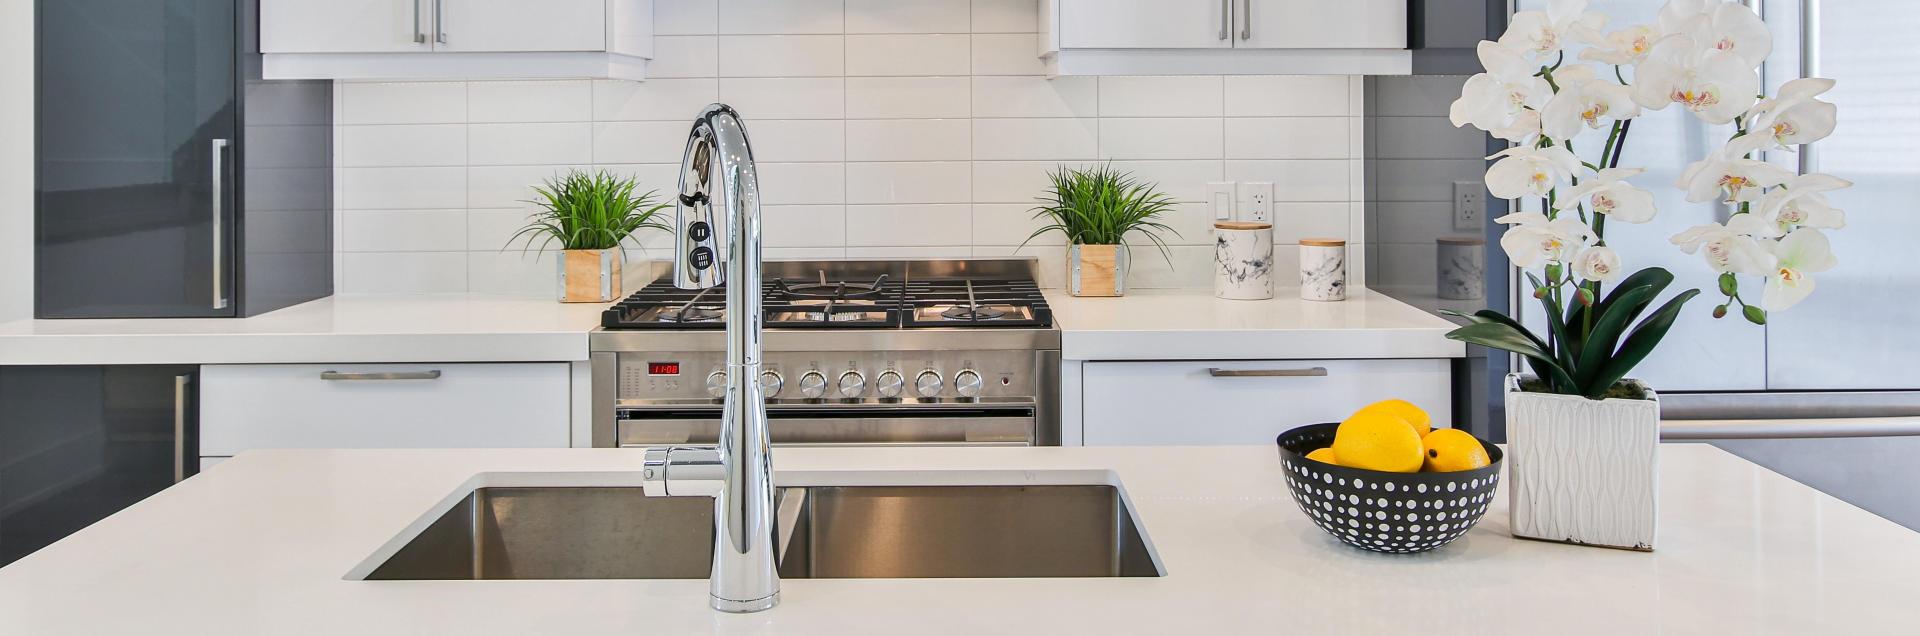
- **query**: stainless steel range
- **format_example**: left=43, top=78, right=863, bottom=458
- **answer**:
left=589, top=258, right=1061, bottom=448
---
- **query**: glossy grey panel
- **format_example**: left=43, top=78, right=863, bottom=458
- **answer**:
left=237, top=0, right=332, bottom=316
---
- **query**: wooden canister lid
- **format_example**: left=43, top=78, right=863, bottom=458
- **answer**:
left=1214, top=221, right=1272, bottom=230
left=1298, top=238, right=1346, bottom=246
left=1436, top=237, right=1485, bottom=246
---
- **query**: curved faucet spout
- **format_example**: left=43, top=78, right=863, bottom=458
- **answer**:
left=646, top=103, right=778, bottom=613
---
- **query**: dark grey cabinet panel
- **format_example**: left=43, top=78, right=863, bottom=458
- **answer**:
left=0, top=366, right=198, bottom=567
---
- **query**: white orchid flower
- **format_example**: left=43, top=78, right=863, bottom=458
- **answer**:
left=1450, top=41, right=1552, bottom=142
left=1554, top=167, right=1659, bottom=223
left=1500, top=0, right=1606, bottom=58
left=1657, top=0, right=1772, bottom=68
left=1572, top=246, right=1623, bottom=282
left=1671, top=219, right=1777, bottom=275
left=1631, top=33, right=1760, bottom=125
left=1541, top=73, right=1641, bottom=140
left=1485, top=145, right=1583, bottom=199
left=1574, top=23, right=1664, bottom=65
left=1676, top=135, right=1794, bottom=203
left=1760, top=228, right=1837, bottom=311
left=1745, top=78, right=1839, bottom=148
left=1754, top=173, right=1850, bottom=236
left=1496, top=212, right=1594, bottom=268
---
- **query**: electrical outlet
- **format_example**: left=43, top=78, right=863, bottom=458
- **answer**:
left=1242, top=182, right=1274, bottom=223
left=1206, top=182, right=1236, bottom=220
left=1453, top=181, right=1484, bottom=231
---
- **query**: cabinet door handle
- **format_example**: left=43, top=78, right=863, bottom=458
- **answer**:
left=434, top=0, right=447, bottom=44
left=174, top=374, right=191, bottom=483
left=1219, top=0, right=1230, bottom=40
left=1208, top=367, right=1329, bottom=378
left=319, top=370, right=443, bottom=381
left=412, top=0, right=426, bottom=43
left=1239, top=0, right=1251, bottom=40
left=210, top=138, right=229, bottom=310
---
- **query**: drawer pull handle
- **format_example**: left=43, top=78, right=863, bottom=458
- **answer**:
left=320, top=370, right=443, bottom=381
left=1208, top=367, right=1328, bottom=378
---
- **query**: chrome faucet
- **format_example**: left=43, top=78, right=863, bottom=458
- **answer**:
left=640, top=104, right=779, bottom=613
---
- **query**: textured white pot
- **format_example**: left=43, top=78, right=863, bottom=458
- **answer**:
left=1504, top=373, right=1660, bottom=551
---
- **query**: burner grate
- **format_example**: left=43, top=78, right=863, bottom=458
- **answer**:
left=601, top=274, right=1052, bottom=330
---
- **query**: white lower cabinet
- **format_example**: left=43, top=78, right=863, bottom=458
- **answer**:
left=200, top=363, right=570, bottom=455
left=1081, top=359, right=1450, bottom=446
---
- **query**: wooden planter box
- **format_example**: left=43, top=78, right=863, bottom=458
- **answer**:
left=1069, top=244, right=1127, bottom=297
left=558, top=248, right=621, bottom=303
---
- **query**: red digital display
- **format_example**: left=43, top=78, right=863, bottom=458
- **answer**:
left=648, top=362, right=682, bottom=376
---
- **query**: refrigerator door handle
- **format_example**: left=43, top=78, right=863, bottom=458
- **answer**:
left=210, top=138, right=229, bottom=310
left=1800, top=0, right=1821, bottom=175
left=174, top=374, right=191, bottom=483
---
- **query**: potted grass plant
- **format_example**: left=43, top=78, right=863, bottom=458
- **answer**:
left=1024, top=164, right=1180, bottom=297
left=509, top=169, right=671, bottom=303
left=1446, top=0, right=1851, bottom=550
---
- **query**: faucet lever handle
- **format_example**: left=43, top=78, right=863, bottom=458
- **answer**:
left=642, top=446, right=725, bottom=497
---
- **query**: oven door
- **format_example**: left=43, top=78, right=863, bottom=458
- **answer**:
left=616, top=402, right=1036, bottom=447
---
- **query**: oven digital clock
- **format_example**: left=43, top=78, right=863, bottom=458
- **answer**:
left=647, top=362, right=681, bottom=376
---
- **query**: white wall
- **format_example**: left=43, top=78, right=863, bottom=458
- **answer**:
left=1, top=1, right=32, bottom=321
left=332, top=0, right=1368, bottom=294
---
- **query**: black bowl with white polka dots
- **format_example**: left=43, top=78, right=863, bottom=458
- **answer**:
left=1276, top=423, right=1503, bottom=554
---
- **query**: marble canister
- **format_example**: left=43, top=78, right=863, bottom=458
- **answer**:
left=1214, top=221, right=1274, bottom=300
left=1437, top=237, right=1486, bottom=300
left=1299, top=239, right=1347, bottom=302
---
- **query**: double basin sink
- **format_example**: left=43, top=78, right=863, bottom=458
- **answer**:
left=365, top=483, right=1162, bottom=580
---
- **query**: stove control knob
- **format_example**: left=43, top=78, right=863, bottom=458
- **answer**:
left=954, top=369, right=984, bottom=398
left=705, top=371, right=728, bottom=398
left=914, top=370, right=944, bottom=398
left=874, top=370, right=905, bottom=398
left=758, top=371, right=783, bottom=397
left=797, top=371, right=828, bottom=399
left=838, top=371, right=867, bottom=398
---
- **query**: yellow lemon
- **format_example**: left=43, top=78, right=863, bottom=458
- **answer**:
left=1331, top=412, right=1424, bottom=473
left=1421, top=429, right=1491, bottom=473
left=1354, top=399, right=1431, bottom=437
left=1305, top=447, right=1339, bottom=465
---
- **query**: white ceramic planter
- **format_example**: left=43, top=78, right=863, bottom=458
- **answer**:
left=1504, top=373, right=1660, bottom=551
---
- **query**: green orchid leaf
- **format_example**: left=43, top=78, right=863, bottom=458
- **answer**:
left=1445, top=322, right=1579, bottom=392
left=1588, top=288, right=1702, bottom=398
left=1573, top=284, right=1658, bottom=392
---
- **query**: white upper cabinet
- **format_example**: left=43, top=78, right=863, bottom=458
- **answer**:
left=1042, top=0, right=1410, bottom=76
left=261, top=0, right=653, bottom=80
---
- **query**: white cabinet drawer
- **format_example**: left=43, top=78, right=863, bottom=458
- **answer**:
left=201, top=363, right=569, bottom=454
left=1082, top=359, right=1449, bottom=446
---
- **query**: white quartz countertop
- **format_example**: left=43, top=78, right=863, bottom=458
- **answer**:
left=1047, top=287, right=1465, bottom=360
left=3, top=444, right=1915, bottom=635
left=0, top=294, right=609, bottom=364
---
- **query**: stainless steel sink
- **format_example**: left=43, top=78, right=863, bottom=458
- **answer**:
left=364, top=485, right=1162, bottom=580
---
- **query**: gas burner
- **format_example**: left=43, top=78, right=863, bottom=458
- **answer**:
left=659, top=306, right=724, bottom=322
left=940, top=304, right=1007, bottom=320
left=775, top=271, right=890, bottom=300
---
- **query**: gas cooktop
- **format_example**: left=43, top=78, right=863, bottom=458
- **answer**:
left=601, top=271, right=1054, bottom=330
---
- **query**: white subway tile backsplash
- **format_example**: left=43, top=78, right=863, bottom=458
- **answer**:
left=846, top=77, right=971, bottom=119
left=845, top=0, right=971, bottom=34
left=845, top=35, right=971, bottom=76
left=718, top=35, right=845, bottom=77
left=846, top=204, right=972, bottom=246
left=718, top=0, right=843, bottom=34
left=972, top=118, right=1097, bottom=160
left=592, top=79, right=720, bottom=121
left=1099, top=118, right=1223, bottom=160
left=467, top=81, right=591, bottom=123
left=845, top=162, right=972, bottom=204
left=846, top=119, right=971, bottom=161
left=333, top=3, right=1368, bottom=294
left=1098, top=76, right=1223, bottom=117
left=970, top=76, right=1096, bottom=118
left=1223, top=118, right=1351, bottom=160
left=339, top=124, right=466, bottom=167
left=469, top=123, right=593, bottom=166
left=719, top=78, right=846, bottom=119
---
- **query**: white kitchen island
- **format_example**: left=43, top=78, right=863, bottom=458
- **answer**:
left=3, top=444, right=1916, bottom=634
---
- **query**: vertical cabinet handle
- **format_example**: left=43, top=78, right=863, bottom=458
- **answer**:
left=210, top=138, right=229, bottom=311
left=412, top=0, right=426, bottom=43
left=174, top=374, right=191, bottom=483
left=1219, top=0, right=1230, bottom=40
left=1239, top=0, right=1251, bottom=40
left=434, top=0, right=447, bottom=44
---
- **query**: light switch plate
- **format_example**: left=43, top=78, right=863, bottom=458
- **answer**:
left=1207, top=182, right=1236, bottom=220
left=1453, top=181, right=1484, bottom=231
left=1242, top=182, right=1274, bottom=223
